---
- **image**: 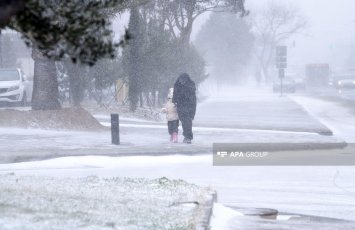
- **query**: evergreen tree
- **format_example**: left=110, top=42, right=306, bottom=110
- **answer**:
left=2, top=0, right=131, bottom=65
left=122, top=10, right=207, bottom=108
left=1, top=0, right=134, bottom=111
left=124, top=7, right=145, bottom=111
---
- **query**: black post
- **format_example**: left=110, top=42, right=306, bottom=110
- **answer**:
left=111, top=113, right=120, bottom=145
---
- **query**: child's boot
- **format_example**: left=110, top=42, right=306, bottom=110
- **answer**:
left=172, top=132, right=178, bottom=143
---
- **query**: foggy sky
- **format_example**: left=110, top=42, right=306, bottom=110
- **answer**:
left=194, top=0, right=355, bottom=73
left=113, top=0, right=355, bottom=74
left=246, top=0, right=355, bottom=72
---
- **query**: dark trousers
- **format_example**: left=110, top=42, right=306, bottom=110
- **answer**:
left=179, top=116, right=193, bottom=140
left=168, top=120, right=179, bottom=134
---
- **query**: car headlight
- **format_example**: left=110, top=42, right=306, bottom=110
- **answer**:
left=338, top=81, right=342, bottom=85
left=7, top=85, right=20, bottom=92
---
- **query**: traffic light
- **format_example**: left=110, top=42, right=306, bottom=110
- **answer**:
left=276, top=46, right=287, bottom=70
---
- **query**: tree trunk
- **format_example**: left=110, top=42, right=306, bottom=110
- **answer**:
left=31, top=48, right=61, bottom=110
left=127, top=7, right=143, bottom=112
left=139, top=92, right=144, bottom=108
left=69, top=72, right=82, bottom=106
left=0, top=32, right=3, bottom=68
left=180, top=24, right=193, bottom=47
left=67, top=64, right=85, bottom=107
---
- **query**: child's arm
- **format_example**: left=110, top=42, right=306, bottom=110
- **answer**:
left=161, top=104, right=167, bottom=113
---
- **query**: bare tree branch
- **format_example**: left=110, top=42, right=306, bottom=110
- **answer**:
left=252, top=2, right=308, bottom=81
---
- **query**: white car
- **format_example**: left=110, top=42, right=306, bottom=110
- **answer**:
left=337, top=79, right=355, bottom=89
left=0, top=68, right=32, bottom=106
left=336, top=79, right=355, bottom=100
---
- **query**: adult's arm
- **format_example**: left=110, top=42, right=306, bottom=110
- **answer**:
left=191, top=91, right=197, bottom=119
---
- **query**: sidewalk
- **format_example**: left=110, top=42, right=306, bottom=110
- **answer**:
left=292, top=95, right=355, bottom=142
left=0, top=92, right=346, bottom=163
left=0, top=125, right=343, bottom=164
left=193, top=92, right=332, bottom=135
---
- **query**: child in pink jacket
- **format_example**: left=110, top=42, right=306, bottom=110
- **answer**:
left=162, top=88, right=179, bottom=143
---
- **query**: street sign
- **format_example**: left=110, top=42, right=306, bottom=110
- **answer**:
left=276, top=46, right=287, bottom=70
left=276, top=46, right=287, bottom=56
left=276, top=46, right=287, bottom=97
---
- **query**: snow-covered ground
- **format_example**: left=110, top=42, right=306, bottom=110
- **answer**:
left=0, top=92, right=344, bottom=163
left=0, top=123, right=343, bottom=164
left=292, top=95, right=355, bottom=142
left=194, top=94, right=332, bottom=134
left=0, top=173, right=211, bottom=230
left=94, top=90, right=333, bottom=134
left=1, top=155, right=355, bottom=229
left=1, top=89, right=355, bottom=229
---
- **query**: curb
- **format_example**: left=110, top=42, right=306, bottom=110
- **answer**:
left=290, top=96, right=334, bottom=136
left=227, top=206, right=278, bottom=219
left=196, top=191, right=217, bottom=230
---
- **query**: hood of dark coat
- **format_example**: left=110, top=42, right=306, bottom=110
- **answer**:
left=176, top=73, right=196, bottom=91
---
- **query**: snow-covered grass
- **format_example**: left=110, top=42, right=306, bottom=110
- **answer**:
left=2, top=155, right=355, bottom=223
left=0, top=173, right=211, bottom=230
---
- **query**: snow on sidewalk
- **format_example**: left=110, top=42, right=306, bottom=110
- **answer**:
left=292, top=96, right=355, bottom=142
left=193, top=93, right=332, bottom=134
left=94, top=91, right=332, bottom=134
left=0, top=125, right=343, bottom=163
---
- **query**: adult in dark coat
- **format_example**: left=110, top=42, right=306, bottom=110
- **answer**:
left=172, top=73, right=197, bottom=143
